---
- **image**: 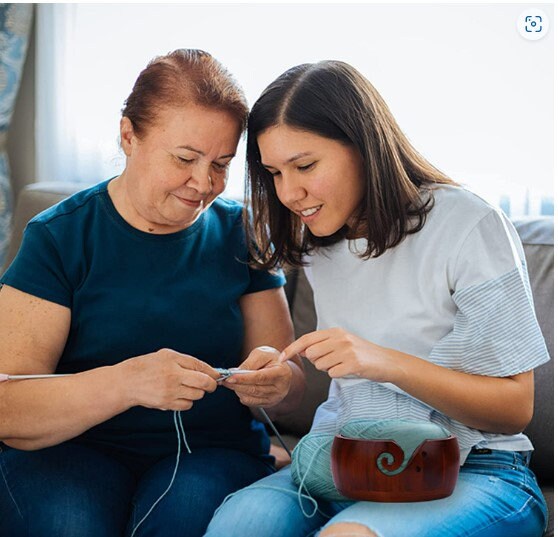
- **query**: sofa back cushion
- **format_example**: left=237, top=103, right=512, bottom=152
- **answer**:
left=3, top=182, right=89, bottom=272
left=515, top=218, right=553, bottom=485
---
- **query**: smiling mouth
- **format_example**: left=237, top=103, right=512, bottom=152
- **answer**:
left=299, top=205, right=323, bottom=217
left=174, top=195, right=204, bottom=208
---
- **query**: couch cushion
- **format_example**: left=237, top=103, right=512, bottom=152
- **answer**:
left=514, top=218, right=554, bottom=486
left=542, top=487, right=554, bottom=537
left=278, top=270, right=327, bottom=437
left=3, top=182, right=91, bottom=272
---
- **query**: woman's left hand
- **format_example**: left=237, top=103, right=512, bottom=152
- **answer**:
left=223, top=346, right=293, bottom=408
left=279, top=328, right=397, bottom=382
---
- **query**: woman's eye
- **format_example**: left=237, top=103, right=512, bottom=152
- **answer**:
left=270, top=170, right=281, bottom=178
left=212, top=162, right=229, bottom=172
left=297, top=162, right=315, bottom=172
left=177, top=157, right=194, bottom=165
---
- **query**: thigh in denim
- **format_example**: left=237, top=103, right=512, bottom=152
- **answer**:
left=322, top=451, right=547, bottom=537
left=205, top=466, right=348, bottom=537
left=0, top=442, right=135, bottom=537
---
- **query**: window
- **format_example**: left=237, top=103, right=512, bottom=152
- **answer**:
left=37, top=3, right=554, bottom=216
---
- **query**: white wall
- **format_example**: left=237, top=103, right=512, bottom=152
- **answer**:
left=37, top=3, right=554, bottom=214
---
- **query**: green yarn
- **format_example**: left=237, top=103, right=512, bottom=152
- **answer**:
left=291, top=419, right=451, bottom=506
left=291, top=431, right=344, bottom=506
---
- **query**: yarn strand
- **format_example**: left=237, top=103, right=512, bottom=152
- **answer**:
left=130, top=411, right=186, bottom=537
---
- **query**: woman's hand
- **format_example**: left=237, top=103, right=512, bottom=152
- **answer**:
left=280, top=328, right=535, bottom=434
left=279, top=328, right=398, bottom=382
left=223, top=346, right=293, bottom=408
left=118, top=348, right=220, bottom=411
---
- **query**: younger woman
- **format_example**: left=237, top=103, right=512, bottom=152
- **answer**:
left=206, top=60, right=549, bottom=537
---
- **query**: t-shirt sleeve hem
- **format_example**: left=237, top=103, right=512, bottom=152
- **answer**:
left=0, top=279, right=72, bottom=308
left=243, top=273, right=286, bottom=295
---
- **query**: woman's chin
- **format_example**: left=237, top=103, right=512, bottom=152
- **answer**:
left=306, top=223, right=347, bottom=240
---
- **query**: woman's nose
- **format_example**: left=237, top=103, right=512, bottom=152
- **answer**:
left=189, top=163, right=213, bottom=196
left=277, top=175, right=306, bottom=205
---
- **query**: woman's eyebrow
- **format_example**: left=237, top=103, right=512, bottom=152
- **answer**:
left=285, top=151, right=312, bottom=164
left=176, top=145, right=236, bottom=160
left=177, top=145, right=204, bottom=154
left=262, top=151, right=313, bottom=168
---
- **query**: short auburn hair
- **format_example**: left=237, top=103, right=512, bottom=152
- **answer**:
left=122, top=49, right=248, bottom=137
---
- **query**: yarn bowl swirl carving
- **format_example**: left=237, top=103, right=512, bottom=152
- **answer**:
left=331, top=434, right=460, bottom=502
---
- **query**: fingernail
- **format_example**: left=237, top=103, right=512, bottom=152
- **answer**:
left=226, top=378, right=236, bottom=384
left=279, top=352, right=286, bottom=362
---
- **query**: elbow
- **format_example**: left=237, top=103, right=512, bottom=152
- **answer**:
left=514, top=397, right=534, bottom=433
left=2, top=437, right=50, bottom=451
left=500, top=404, right=534, bottom=435
left=511, top=407, right=534, bottom=435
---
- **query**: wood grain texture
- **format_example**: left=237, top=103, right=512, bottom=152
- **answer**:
left=331, top=434, right=460, bottom=502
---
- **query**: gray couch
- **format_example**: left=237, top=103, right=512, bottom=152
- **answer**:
left=2, top=182, right=554, bottom=536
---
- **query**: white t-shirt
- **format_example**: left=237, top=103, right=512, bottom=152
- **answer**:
left=306, top=184, right=549, bottom=464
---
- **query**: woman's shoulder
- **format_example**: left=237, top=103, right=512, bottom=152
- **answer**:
left=431, top=184, right=495, bottom=218
left=211, top=196, right=243, bottom=213
left=427, top=184, right=501, bottom=236
left=206, top=197, right=244, bottom=224
left=28, top=180, right=109, bottom=229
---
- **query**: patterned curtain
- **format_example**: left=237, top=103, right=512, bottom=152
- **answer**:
left=0, top=4, right=33, bottom=267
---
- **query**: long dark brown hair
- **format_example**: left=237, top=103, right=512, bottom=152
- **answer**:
left=246, top=60, right=457, bottom=269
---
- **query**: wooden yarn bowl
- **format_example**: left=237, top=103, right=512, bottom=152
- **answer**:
left=331, top=434, right=460, bottom=502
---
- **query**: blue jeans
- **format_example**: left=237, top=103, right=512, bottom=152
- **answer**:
left=0, top=441, right=274, bottom=537
left=205, top=450, right=548, bottom=537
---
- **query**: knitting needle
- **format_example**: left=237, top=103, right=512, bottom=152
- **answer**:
left=0, top=373, right=71, bottom=382
left=214, top=368, right=253, bottom=374
left=1, top=371, right=255, bottom=382
left=258, top=407, right=292, bottom=458
left=215, top=368, right=254, bottom=381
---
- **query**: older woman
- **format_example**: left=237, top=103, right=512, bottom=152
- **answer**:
left=0, top=49, right=304, bottom=537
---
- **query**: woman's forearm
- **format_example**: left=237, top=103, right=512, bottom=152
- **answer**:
left=0, top=364, right=132, bottom=450
left=383, top=349, right=533, bottom=434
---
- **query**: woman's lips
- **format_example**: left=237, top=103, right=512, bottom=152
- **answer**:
left=299, top=205, right=323, bottom=223
left=174, top=195, right=203, bottom=208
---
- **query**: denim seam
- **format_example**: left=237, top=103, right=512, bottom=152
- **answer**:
left=467, top=495, right=536, bottom=537
left=0, top=454, right=25, bottom=522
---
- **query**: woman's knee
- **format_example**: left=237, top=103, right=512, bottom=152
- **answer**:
left=206, top=486, right=317, bottom=537
left=319, top=522, right=378, bottom=537
left=205, top=489, right=274, bottom=535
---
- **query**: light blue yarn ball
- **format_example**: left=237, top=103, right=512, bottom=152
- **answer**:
left=291, top=419, right=450, bottom=501
left=290, top=432, right=345, bottom=501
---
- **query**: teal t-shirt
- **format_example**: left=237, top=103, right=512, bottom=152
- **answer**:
left=1, top=180, right=285, bottom=462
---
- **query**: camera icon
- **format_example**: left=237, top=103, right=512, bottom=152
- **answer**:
left=517, top=9, right=548, bottom=41
left=525, top=15, right=543, bottom=33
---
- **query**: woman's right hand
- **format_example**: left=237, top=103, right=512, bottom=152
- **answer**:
left=118, top=348, right=220, bottom=411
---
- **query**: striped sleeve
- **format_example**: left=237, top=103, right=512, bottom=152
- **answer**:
left=428, top=209, right=549, bottom=376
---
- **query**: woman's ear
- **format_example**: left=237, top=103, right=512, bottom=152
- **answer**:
left=120, top=117, right=136, bottom=157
